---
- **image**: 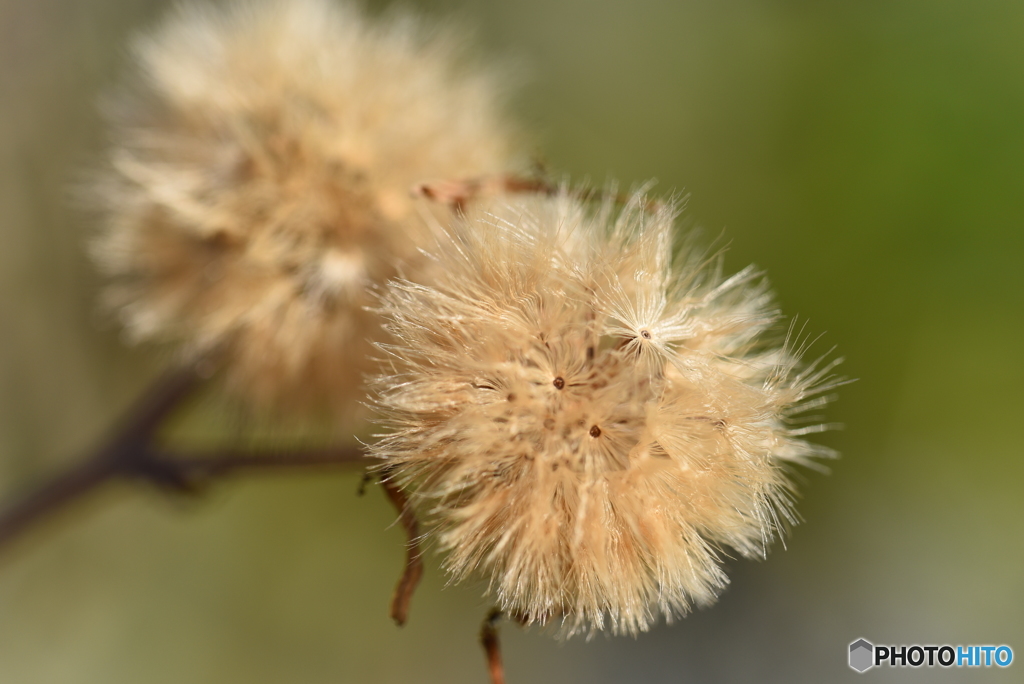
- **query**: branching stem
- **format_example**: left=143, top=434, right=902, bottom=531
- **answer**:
left=0, top=365, right=366, bottom=553
left=380, top=475, right=424, bottom=626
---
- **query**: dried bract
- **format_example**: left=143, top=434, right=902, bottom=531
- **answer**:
left=92, top=0, right=518, bottom=418
left=372, top=190, right=841, bottom=636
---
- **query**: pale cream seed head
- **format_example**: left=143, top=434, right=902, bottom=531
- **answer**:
left=91, top=0, right=521, bottom=420
left=372, top=189, right=841, bottom=636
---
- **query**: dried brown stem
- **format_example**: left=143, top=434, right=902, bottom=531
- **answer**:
left=0, top=365, right=367, bottom=554
left=381, top=477, right=423, bottom=627
left=0, top=443, right=126, bottom=550
left=0, top=365, right=200, bottom=549
left=412, top=174, right=553, bottom=212
left=412, top=174, right=664, bottom=214
left=148, top=447, right=367, bottom=485
left=481, top=608, right=506, bottom=684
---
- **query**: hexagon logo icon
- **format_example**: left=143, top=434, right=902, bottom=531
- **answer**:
left=849, top=638, right=874, bottom=672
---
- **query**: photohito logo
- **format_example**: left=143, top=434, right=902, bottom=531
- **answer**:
left=849, top=639, right=1013, bottom=672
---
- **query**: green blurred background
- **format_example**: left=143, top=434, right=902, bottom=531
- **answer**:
left=1, top=0, right=1022, bottom=681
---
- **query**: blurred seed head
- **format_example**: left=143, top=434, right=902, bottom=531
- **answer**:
left=91, top=0, right=520, bottom=420
left=371, top=188, right=842, bottom=636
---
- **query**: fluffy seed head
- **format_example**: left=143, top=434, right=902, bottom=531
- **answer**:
left=91, top=0, right=518, bottom=418
left=372, top=189, right=841, bottom=636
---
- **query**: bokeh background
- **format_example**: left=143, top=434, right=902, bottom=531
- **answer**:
left=2, top=0, right=1022, bottom=682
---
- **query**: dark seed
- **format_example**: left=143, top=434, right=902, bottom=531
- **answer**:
left=589, top=425, right=602, bottom=438
left=640, top=329, right=652, bottom=339
left=553, top=377, right=565, bottom=390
